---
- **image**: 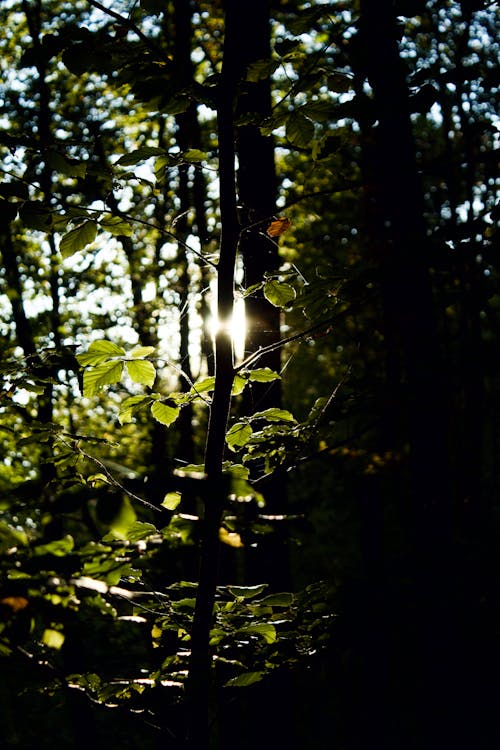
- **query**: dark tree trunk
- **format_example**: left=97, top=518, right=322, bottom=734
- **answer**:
left=232, top=0, right=290, bottom=588
left=358, top=0, right=452, bottom=555
left=184, top=4, right=240, bottom=747
left=234, top=0, right=281, bottom=403
left=354, top=4, right=456, bottom=747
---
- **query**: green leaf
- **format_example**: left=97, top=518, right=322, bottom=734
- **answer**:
left=256, top=592, right=294, bottom=606
left=182, top=149, right=207, bottom=163
left=59, top=220, right=97, bottom=257
left=125, top=359, right=156, bottom=387
left=129, top=346, right=156, bottom=359
left=115, top=147, right=166, bottom=167
left=83, top=361, right=124, bottom=397
left=246, top=58, right=279, bottom=82
left=263, top=280, right=296, bottom=308
left=46, top=150, right=87, bottom=178
left=82, top=556, right=137, bottom=586
left=19, top=200, right=53, bottom=231
left=238, top=623, right=277, bottom=644
left=0, top=521, right=28, bottom=552
left=77, top=340, right=126, bottom=366
left=242, top=282, right=264, bottom=298
left=34, top=535, right=74, bottom=557
left=228, top=584, right=268, bottom=600
left=99, top=215, right=133, bottom=236
left=248, top=368, right=281, bottom=383
left=190, top=376, right=215, bottom=396
left=251, top=408, right=296, bottom=423
left=118, top=395, right=153, bottom=424
left=226, top=671, right=264, bottom=688
left=222, top=463, right=250, bottom=479
left=286, top=113, right=315, bottom=149
left=122, top=521, right=158, bottom=543
left=161, top=95, right=191, bottom=115
left=301, top=101, right=336, bottom=123
left=232, top=374, right=248, bottom=396
left=87, top=473, right=112, bottom=487
left=226, top=422, right=253, bottom=451
left=151, top=400, right=180, bottom=426
left=228, top=477, right=264, bottom=505
left=162, top=491, right=181, bottom=511
left=42, top=629, right=65, bottom=650
left=286, top=5, right=327, bottom=35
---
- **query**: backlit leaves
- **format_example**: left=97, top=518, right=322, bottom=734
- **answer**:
left=286, top=112, right=315, bottom=149
left=151, top=400, right=180, bottom=427
left=78, top=341, right=156, bottom=397
left=225, top=671, right=264, bottom=688
left=42, top=628, right=65, bottom=650
left=99, top=215, right=133, bottom=236
left=263, top=279, right=296, bottom=307
left=118, top=395, right=154, bottom=424
left=226, top=422, right=253, bottom=450
left=59, top=220, right=98, bottom=258
left=115, top=146, right=166, bottom=167
left=83, top=360, right=124, bottom=397
left=251, top=408, right=296, bottom=423
left=125, top=359, right=156, bottom=388
left=162, top=492, right=181, bottom=511
left=238, top=623, right=277, bottom=644
left=77, top=341, right=126, bottom=367
left=247, top=368, right=281, bottom=383
left=219, top=527, right=244, bottom=548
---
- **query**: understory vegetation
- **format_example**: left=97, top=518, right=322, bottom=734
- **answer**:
left=1, top=1, right=499, bottom=748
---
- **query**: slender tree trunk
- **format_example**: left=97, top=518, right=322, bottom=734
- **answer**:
left=184, top=5, right=240, bottom=746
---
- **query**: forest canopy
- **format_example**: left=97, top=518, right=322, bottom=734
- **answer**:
left=0, top=1, right=499, bottom=749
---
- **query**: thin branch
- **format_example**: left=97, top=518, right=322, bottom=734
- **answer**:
left=69, top=204, right=219, bottom=270
left=66, top=439, right=165, bottom=515
left=234, top=298, right=367, bottom=373
left=85, top=0, right=166, bottom=59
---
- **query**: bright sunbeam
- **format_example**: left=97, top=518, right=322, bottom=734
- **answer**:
left=209, top=296, right=246, bottom=363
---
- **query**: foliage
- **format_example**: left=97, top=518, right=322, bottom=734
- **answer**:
left=1, top=0, right=499, bottom=748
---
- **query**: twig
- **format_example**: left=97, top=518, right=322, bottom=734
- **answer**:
left=85, top=0, right=166, bottom=59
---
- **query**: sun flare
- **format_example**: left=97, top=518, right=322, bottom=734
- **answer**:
left=209, top=297, right=246, bottom=362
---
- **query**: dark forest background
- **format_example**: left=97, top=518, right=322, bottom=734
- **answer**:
left=0, top=1, right=499, bottom=748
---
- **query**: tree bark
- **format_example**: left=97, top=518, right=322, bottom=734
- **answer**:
left=231, top=0, right=289, bottom=587
left=358, top=0, right=452, bottom=553
left=184, top=4, right=240, bottom=746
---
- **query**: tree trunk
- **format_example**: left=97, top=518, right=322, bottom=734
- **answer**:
left=232, top=0, right=289, bottom=587
left=355, top=4, right=455, bottom=746
left=184, top=4, right=240, bottom=746
left=358, top=0, right=452, bottom=555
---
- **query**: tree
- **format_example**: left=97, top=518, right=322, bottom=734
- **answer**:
left=1, top=2, right=500, bottom=749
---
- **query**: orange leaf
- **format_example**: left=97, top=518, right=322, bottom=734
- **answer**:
left=266, top=217, right=291, bottom=237
left=1, top=596, right=29, bottom=612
